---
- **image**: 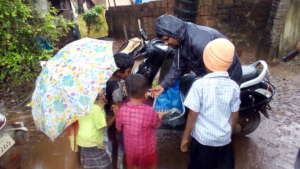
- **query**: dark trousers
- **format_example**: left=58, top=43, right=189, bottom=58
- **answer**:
left=188, top=138, right=234, bottom=169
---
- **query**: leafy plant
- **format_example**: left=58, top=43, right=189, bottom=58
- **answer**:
left=0, top=0, right=73, bottom=85
left=82, top=5, right=105, bottom=35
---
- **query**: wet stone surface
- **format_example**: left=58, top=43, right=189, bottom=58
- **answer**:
left=238, top=65, right=300, bottom=169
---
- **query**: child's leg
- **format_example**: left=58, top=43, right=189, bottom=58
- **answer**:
left=79, top=147, right=85, bottom=167
left=108, top=125, right=118, bottom=169
left=117, top=133, right=125, bottom=169
left=188, top=138, right=217, bottom=169
left=97, top=148, right=113, bottom=169
left=216, top=143, right=234, bottom=169
left=117, top=144, right=124, bottom=169
left=104, top=129, right=113, bottom=161
left=141, top=152, right=157, bottom=169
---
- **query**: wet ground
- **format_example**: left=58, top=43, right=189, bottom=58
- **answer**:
left=156, top=60, right=300, bottom=169
left=1, top=55, right=300, bottom=169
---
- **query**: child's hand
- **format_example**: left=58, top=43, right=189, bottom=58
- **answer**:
left=180, top=138, right=190, bottom=153
left=107, top=115, right=115, bottom=127
left=112, top=104, right=119, bottom=114
left=145, top=91, right=152, bottom=98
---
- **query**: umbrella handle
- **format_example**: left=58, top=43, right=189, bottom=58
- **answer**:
left=73, top=126, right=76, bottom=151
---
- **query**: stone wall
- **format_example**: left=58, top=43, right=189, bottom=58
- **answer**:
left=106, top=0, right=175, bottom=39
left=196, top=0, right=273, bottom=50
left=107, top=0, right=272, bottom=43
left=106, top=0, right=273, bottom=52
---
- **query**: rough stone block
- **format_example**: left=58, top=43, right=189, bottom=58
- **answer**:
left=161, top=0, right=168, bottom=7
left=198, top=6, right=210, bottom=16
left=168, top=0, right=175, bottom=7
left=206, top=18, right=217, bottom=27
left=223, top=0, right=234, bottom=5
left=196, top=16, right=217, bottom=27
left=199, top=0, right=213, bottom=7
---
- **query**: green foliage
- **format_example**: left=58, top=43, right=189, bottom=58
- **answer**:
left=0, top=0, right=73, bottom=85
left=82, top=5, right=105, bottom=34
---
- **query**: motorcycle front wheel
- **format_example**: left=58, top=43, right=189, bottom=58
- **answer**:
left=238, top=111, right=261, bottom=135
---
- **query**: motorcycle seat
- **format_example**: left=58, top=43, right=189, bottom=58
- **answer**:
left=241, top=65, right=260, bottom=83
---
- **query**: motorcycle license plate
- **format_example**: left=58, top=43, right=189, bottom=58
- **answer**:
left=0, top=134, right=15, bottom=157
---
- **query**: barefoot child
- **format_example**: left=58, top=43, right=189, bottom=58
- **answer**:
left=76, top=94, right=112, bottom=169
left=105, top=53, right=134, bottom=169
left=116, top=74, right=168, bottom=169
left=181, top=38, right=241, bottom=169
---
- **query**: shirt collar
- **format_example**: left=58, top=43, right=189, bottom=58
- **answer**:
left=203, top=72, right=229, bottom=78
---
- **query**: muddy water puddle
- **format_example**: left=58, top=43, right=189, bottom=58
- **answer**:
left=21, top=136, right=81, bottom=169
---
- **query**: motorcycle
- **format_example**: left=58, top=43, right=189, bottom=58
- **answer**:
left=236, top=60, right=275, bottom=135
left=127, top=27, right=275, bottom=135
left=0, top=110, right=28, bottom=169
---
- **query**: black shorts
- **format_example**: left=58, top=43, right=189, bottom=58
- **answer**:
left=188, top=138, right=234, bottom=169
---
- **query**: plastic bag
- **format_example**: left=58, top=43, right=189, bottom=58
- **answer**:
left=154, top=80, right=185, bottom=126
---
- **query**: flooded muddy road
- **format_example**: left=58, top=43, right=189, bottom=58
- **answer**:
left=1, top=62, right=300, bottom=169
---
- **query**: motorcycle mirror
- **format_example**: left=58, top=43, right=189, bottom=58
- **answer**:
left=147, top=38, right=172, bottom=55
left=138, top=19, right=148, bottom=41
left=154, top=42, right=169, bottom=52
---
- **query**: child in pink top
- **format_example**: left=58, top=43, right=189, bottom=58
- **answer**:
left=116, top=74, right=168, bottom=169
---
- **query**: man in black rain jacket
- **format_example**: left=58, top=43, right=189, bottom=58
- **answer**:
left=151, top=14, right=242, bottom=97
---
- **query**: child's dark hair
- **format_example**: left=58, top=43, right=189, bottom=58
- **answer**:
left=125, top=74, right=149, bottom=99
left=114, top=53, right=134, bottom=71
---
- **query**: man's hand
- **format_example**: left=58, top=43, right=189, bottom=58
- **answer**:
left=180, top=138, right=190, bottom=152
left=157, top=110, right=170, bottom=119
left=145, top=91, right=152, bottom=98
left=150, top=85, right=165, bottom=97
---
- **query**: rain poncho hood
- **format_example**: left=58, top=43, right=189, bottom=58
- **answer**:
left=155, top=15, right=186, bottom=41
left=155, top=15, right=242, bottom=88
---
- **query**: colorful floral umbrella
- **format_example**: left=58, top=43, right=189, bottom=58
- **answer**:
left=31, top=38, right=116, bottom=140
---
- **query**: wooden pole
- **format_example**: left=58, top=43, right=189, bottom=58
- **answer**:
left=123, top=24, right=128, bottom=40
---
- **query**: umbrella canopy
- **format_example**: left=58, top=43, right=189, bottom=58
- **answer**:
left=31, top=38, right=116, bottom=140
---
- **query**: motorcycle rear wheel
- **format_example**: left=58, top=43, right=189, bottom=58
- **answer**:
left=239, top=111, right=261, bottom=135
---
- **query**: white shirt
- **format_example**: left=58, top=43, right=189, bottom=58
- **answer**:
left=184, top=72, right=241, bottom=146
